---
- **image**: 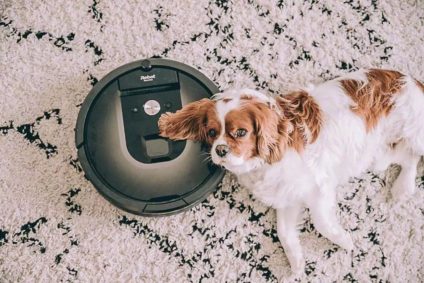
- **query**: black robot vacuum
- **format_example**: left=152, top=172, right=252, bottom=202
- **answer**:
left=75, top=58, right=225, bottom=216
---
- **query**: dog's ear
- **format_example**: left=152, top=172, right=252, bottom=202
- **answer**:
left=247, top=102, right=285, bottom=164
left=158, top=98, right=215, bottom=141
left=278, top=90, right=322, bottom=152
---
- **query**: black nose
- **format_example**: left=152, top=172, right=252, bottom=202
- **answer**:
left=215, top=144, right=230, bottom=157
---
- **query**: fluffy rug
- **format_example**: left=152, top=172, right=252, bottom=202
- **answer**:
left=0, top=0, right=423, bottom=282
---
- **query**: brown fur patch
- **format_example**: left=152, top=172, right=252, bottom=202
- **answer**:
left=222, top=98, right=233, bottom=103
left=240, top=95, right=253, bottom=100
left=415, top=79, right=424, bottom=93
left=158, top=98, right=220, bottom=143
left=277, top=90, right=322, bottom=152
left=341, top=69, right=404, bottom=131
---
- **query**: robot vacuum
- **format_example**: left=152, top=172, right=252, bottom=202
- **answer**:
left=75, top=58, right=225, bottom=216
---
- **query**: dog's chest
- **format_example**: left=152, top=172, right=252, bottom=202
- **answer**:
left=237, top=169, right=269, bottom=192
left=236, top=162, right=310, bottom=209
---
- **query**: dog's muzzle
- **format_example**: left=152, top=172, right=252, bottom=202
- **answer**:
left=215, top=144, right=230, bottom=158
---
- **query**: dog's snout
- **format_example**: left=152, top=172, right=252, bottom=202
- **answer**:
left=215, top=144, right=230, bottom=158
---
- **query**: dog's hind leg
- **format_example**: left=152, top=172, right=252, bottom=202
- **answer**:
left=388, top=77, right=424, bottom=200
left=390, top=142, right=420, bottom=200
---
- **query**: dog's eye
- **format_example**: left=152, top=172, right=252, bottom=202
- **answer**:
left=208, top=128, right=217, bottom=138
left=235, top=128, right=247, bottom=138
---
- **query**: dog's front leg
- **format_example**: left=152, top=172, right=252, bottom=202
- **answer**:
left=276, top=205, right=304, bottom=274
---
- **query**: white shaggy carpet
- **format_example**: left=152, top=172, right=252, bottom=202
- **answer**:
left=1, top=0, right=424, bottom=282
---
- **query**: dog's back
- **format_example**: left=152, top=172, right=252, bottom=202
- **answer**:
left=303, top=68, right=424, bottom=198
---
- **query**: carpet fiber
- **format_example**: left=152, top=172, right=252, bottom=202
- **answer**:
left=1, top=0, right=423, bottom=282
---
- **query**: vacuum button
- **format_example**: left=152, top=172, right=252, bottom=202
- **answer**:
left=140, top=59, right=152, bottom=71
left=143, top=100, right=161, bottom=116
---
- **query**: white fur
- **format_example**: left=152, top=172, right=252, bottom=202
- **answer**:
left=210, top=69, right=424, bottom=274
left=212, top=88, right=272, bottom=103
left=212, top=98, right=245, bottom=167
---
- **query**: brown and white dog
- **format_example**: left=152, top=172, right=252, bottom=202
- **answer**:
left=158, top=69, right=424, bottom=273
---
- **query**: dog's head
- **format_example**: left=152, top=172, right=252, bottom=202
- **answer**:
left=158, top=89, right=291, bottom=174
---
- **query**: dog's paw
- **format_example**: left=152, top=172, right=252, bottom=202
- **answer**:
left=391, top=177, right=415, bottom=201
left=286, top=252, right=305, bottom=275
left=336, top=231, right=354, bottom=251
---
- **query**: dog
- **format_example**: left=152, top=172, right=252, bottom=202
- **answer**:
left=158, top=68, right=424, bottom=273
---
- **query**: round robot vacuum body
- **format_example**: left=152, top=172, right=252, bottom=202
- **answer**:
left=75, top=58, right=225, bottom=216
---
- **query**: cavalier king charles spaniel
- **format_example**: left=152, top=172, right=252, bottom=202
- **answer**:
left=158, top=68, right=424, bottom=273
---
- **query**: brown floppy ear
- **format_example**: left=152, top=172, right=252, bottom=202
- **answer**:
left=158, top=98, right=215, bottom=141
left=278, top=90, right=322, bottom=152
left=248, top=102, right=286, bottom=164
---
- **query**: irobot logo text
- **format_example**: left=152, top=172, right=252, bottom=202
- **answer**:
left=140, top=74, right=156, bottom=82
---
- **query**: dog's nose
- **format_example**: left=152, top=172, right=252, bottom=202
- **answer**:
left=215, top=144, right=230, bottom=158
